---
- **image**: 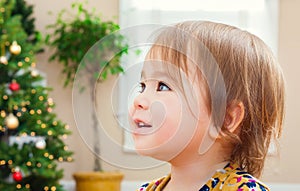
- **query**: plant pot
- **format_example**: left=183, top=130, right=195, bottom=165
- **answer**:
left=73, top=172, right=124, bottom=191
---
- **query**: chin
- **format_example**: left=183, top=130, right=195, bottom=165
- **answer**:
left=134, top=144, right=156, bottom=156
left=134, top=144, right=181, bottom=162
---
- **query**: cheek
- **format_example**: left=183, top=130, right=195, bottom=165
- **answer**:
left=150, top=101, right=168, bottom=128
left=153, top=97, right=182, bottom=137
left=133, top=98, right=181, bottom=151
left=136, top=103, right=200, bottom=160
left=133, top=110, right=181, bottom=159
left=152, top=109, right=180, bottom=145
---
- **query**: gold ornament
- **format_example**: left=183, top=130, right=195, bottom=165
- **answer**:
left=10, top=41, right=21, bottom=55
left=5, top=113, right=19, bottom=130
left=0, top=56, right=8, bottom=65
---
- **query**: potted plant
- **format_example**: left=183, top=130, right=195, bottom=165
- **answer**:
left=46, top=2, right=128, bottom=191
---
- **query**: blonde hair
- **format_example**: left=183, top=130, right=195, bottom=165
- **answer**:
left=148, top=21, right=285, bottom=177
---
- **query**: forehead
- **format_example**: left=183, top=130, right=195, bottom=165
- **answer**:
left=142, top=47, right=199, bottom=81
left=141, top=60, right=177, bottom=78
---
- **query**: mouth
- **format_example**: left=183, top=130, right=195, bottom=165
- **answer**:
left=134, top=119, right=152, bottom=128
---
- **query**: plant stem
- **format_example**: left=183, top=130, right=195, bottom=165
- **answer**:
left=90, top=79, right=102, bottom=171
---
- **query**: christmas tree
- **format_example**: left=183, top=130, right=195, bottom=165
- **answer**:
left=0, top=0, right=73, bottom=190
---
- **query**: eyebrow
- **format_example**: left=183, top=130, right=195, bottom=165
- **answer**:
left=140, top=70, right=170, bottom=80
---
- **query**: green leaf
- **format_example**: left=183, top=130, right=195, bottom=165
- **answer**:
left=45, top=1, right=128, bottom=88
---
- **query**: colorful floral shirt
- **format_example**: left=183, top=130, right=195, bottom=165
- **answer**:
left=137, top=163, right=269, bottom=191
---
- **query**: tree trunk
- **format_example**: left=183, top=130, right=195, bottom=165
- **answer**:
left=90, top=80, right=102, bottom=171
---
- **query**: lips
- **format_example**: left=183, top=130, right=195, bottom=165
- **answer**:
left=134, top=119, right=152, bottom=128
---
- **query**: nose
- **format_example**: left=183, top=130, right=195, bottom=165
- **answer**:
left=133, top=94, right=149, bottom=110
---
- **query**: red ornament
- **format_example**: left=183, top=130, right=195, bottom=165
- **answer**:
left=12, top=171, right=22, bottom=182
left=9, top=81, right=20, bottom=91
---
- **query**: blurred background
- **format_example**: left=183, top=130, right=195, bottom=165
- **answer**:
left=3, top=0, right=299, bottom=189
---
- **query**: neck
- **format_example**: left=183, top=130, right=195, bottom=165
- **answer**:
left=165, top=142, right=230, bottom=191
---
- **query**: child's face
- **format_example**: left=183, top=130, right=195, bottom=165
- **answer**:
left=129, top=58, right=211, bottom=161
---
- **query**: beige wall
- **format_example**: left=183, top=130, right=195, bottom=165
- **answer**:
left=263, top=0, right=300, bottom=183
left=26, top=0, right=300, bottom=183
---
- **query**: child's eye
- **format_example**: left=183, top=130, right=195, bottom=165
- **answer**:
left=157, top=82, right=171, bottom=91
left=138, top=82, right=146, bottom=93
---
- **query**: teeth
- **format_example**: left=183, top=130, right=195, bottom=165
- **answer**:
left=138, top=122, right=145, bottom=126
left=137, top=121, right=151, bottom=128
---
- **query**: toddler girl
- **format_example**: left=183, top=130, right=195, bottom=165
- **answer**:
left=129, top=21, right=285, bottom=191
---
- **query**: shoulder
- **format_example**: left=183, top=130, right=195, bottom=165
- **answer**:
left=222, top=170, right=270, bottom=191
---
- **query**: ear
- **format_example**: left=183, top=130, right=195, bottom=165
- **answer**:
left=198, top=101, right=245, bottom=155
left=223, top=100, right=245, bottom=133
